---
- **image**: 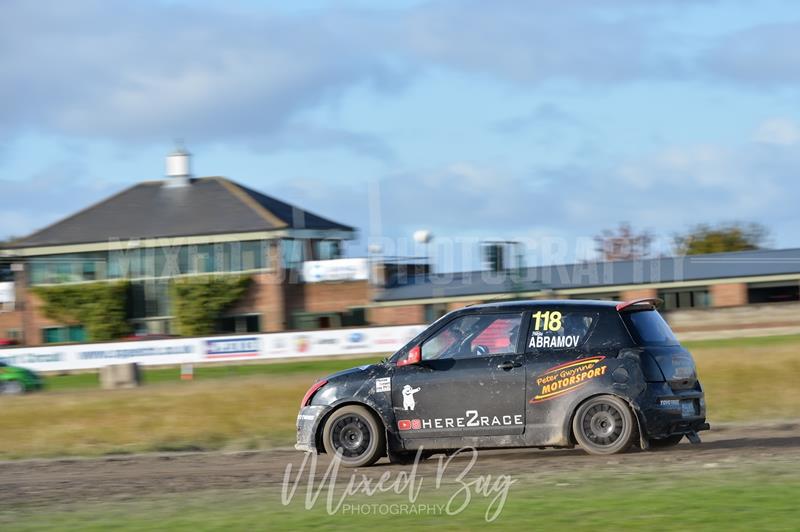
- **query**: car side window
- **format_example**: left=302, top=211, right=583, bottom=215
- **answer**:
left=527, top=309, right=598, bottom=352
left=422, top=313, right=523, bottom=360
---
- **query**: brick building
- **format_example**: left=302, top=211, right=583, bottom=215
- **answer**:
left=2, top=150, right=800, bottom=346
left=369, top=248, right=800, bottom=328
left=0, top=150, right=372, bottom=345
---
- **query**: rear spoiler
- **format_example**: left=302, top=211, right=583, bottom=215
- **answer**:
left=616, top=298, right=663, bottom=312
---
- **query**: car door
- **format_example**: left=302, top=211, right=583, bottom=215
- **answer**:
left=392, top=311, right=527, bottom=439
left=524, top=306, right=619, bottom=440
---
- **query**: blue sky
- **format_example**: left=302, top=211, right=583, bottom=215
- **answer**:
left=2, top=0, right=800, bottom=269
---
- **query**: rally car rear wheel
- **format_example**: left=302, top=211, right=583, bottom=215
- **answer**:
left=322, top=405, right=385, bottom=467
left=573, top=395, right=636, bottom=455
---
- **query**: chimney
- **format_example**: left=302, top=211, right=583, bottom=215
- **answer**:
left=165, top=145, right=192, bottom=187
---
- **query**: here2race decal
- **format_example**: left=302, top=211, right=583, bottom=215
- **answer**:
left=398, top=410, right=523, bottom=431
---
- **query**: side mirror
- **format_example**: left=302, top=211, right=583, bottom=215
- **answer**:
left=397, top=345, right=421, bottom=367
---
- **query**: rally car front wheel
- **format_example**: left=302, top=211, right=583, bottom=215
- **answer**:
left=322, top=405, right=385, bottom=467
left=572, top=395, right=637, bottom=455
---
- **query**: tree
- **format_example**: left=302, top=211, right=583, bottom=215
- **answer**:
left=673, top=222, right=769, bottom=255
left=595, top=223, right=653, bottom=261
left=0, top=236, right=19, bottom=248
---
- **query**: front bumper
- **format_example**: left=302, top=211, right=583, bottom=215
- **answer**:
left=295, top=405, right=330, bottom=453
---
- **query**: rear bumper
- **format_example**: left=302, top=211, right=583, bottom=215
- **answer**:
left=295, top=405, right=330, bottom=453
left=639, top=383, right=709, bottom=439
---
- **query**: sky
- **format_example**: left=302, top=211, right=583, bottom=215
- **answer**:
left=1, top=0, right=800, bottom=270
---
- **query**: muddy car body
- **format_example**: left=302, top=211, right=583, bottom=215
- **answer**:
left=296, top=299, right=709, bottom=466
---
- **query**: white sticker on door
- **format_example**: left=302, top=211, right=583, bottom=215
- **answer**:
left=375, top=377, right=391, bottom=393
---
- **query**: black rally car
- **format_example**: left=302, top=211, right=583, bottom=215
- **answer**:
left=296, top=299, right=709, bottom=467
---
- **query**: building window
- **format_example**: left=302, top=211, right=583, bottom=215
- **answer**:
left=424, top=303, right=448, bottom=323
left=282, top=239, right=306, bottom=270
left=659, top=289, right=710, bottom=310
left=315, top=240, right=341, bottom=260
left=42, top=325, right=85, bottom=344
left=194, top=245, right=213, bottom=273
left=4, top=329, right=21, bottom=342
left=217, top=314, right=262, bottom=334
left=241, top=241, right=265, bottom=270
left=130, top=280, right=171, bottom=319
left=747, top=282, right=800, bottom=304
left=29, top=242, right=278, bottom=286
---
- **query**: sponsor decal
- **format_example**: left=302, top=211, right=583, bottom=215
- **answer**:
left=374, top=336, right=399, bottom=346
left=0, top=352, right=63, bottom=365
left=269, top=336, right=289, bottom=356
left=528, top=332, right=581, bottom=349
left=530, top=356, right=607, bottom=403
left=349, top=332, right=365, bottom=343
left=295, top=335, right=311, bottom=354
left=375, top=377, right=391, bottom=393
left=316, top=337, right=339, bottom=346
left=401, top=384, right=421, bottom=410
left=205, top=337, right=260, bottom=359
left=79, top=344, right=194, bottom=360
left=343, top=331, right=369, bottom=350
left=398, top=409, right=523, bottom=431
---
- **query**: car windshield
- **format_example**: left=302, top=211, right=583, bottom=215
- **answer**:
left=622, top=310, right=679, bottom=346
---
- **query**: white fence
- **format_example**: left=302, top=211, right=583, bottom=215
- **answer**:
left=0, top=325, right=427, bottom=373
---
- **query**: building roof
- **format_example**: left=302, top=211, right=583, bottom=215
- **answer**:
left=7, top=177, right=354, bottom=249
left=375, top=247, right=800, bottom=302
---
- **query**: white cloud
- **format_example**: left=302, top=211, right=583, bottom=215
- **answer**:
left=0, top=0, right=694, bottom=148
left=753, top=117, right=800, bottom=146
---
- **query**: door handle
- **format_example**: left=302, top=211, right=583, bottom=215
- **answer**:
left=497, top=361, right=522, bottom=370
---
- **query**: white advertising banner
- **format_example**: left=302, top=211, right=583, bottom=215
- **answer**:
left=0, top=282, right=14, bottom=305
left=0, top=324, right=427, bottom=373
left=301, top=258, right=369, bottom=283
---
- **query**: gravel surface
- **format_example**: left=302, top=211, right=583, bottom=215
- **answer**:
left=2, top=422, right=799, bottom=507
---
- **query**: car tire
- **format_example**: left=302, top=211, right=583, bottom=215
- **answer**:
left=1, top=380, right=24, bottom=395
left=648, top=434, right=684, bottom=449
left=322, top=405, right=385, bottom=468
left=572, top=395, right=637, bottom=455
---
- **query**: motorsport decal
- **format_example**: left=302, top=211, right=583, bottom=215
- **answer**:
left=401, top=384, right=420, bottom=410
left=398, top=409, right=523, bottom=431
left=530, top=356, right=608, bottom=403
left=375, top=377, right=391, bottom=393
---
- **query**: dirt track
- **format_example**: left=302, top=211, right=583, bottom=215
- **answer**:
left=2, top=422, right=800, bottom=507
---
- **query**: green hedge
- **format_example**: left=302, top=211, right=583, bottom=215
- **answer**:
left=171, top=275, right=252, bottom=336
left=32, top=281, right=132, bottom=341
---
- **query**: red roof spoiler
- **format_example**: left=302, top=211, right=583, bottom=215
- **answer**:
left=616, top=298, right=663, bottom=312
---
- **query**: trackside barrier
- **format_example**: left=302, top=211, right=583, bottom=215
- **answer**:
left=0, top=325, right=427, bottom=373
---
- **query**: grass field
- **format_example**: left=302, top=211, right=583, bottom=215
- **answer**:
left=1, top=334, right=799, bottom=459
left=2, top=463, right=798, bottom=530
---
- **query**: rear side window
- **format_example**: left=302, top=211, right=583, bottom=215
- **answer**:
left=622, top=310, right=679, bottom=346
left=527, top=310, right=598, bottom=351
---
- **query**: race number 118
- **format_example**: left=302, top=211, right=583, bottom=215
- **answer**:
left=533, top=311, right=562, bottom=332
